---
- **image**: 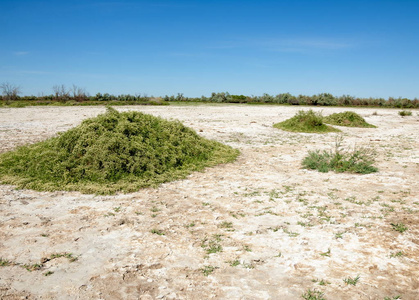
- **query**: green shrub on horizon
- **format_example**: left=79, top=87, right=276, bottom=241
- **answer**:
left=323, top=111, right=376, bottom=128
left=273, top=110, right=340, bottom=133
left=0, top=107, right=239, bottom=194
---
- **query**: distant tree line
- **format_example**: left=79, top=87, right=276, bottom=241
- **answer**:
left=0, top=83, right=158, bottom=105
left=1, top=83, right=418, bottom=108
left=163, top=92, right=419, bottom=108
left=0, top=82, right=22, bottom=101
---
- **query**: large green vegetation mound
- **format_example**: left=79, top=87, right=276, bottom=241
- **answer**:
left=323, top=111, right=376, bottom=128
left=273, top=110, right=340, bottom=133
left=0, top=108, right=239, bottom=194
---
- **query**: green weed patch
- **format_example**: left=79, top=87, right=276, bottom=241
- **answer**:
left=0, top=107, right=239, bottom=194
left=302, top=137, right=378, bottom=174
left=273, top=110, right=340, bottom=133
left=323, top=111, right=376, bottom=128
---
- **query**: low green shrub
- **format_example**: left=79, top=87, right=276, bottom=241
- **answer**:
left=323, top=111, right=376, bottom=128
left=398, top=110, right=412, bottom=116
left=302, top=137, right=378, bottom=174
left=273, top=110, right=340, bottom=133
left=0, top=107, right=239, bottom=194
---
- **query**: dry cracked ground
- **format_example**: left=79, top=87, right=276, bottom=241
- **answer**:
left=0, top=105, right=418, bottom=300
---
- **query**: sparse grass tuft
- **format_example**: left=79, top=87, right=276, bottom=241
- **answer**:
left=0, top=107, right=239, bottom=194
left=343, top=274, right=360, bottom=286
left=243, top=245, right=252, bottom=252
left=391, top=222, right=408, bottom=233
left=384, top=296, right=401, bottom=300
left=150, top=229, right=165, bottom=235
left=23, top=263, right=42, bottom=272
left=390, top=251, right=404, bottom=258
left=201, top=265, right=217, bottom=276
left=335, top=232, right=344, bottom=239
left=218, top=221, right=234, bottom=230
left=0, top=258, right=11, bottom=266
left=201, top=236, right=223, bottom=254
left=228, top=260, right=240, bottom=267
left=274, top=110, right=340, bottom=133
left=185, top=222, right=195, bottom=228
left=48, top=252, right=78, bottom=262
left=323, top=111, right=376, bottom=128
left=318, top=279, right=331, bottom=286
left=1, top=252, right=78, bottom=272
left=320, top=248, right=331, bottom=257
left=302, top=289, right=326, bottom=300
left=312, top=278, right=331, bottom=286
left=302, top=136, right=378, bottom=174
left=44, top=271, right=54, bottom=276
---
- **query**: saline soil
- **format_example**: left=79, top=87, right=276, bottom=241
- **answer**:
left=0, top=105, right=418, bottom=299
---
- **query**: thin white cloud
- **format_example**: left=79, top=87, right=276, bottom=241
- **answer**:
left=13, top=51, right=29, bottom=56
left=77, top=1, right=193, bottom=11
left=18, top=70, right=50, bottom=75
left=208, top=37, right=355, bottom=53
left=168, top=52, right=212, bottom=58
left=267, top=38, right=353, bottom=52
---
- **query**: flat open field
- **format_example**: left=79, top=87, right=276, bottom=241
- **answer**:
left=0, top=105, right=418, bottom=299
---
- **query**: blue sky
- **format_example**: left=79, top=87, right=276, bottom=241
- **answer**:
left=1, top=0, right=418, bottom=98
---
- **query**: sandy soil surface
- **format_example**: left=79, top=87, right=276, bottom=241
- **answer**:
left=0, top=105, right=418, bottom=300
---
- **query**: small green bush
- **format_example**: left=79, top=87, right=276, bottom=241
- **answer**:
left=323, top=111, right=376, bottom=128
left=273, top=110, right=340, bottom=133
left=0, top=107, right=239, bottom=194
left=398, top=110, right=412, bottom=116
left=302, top=137, right=378, bottom=174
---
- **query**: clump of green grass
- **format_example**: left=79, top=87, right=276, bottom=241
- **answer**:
left=302, top=136, right=378, bottom=174
left=274, top=110, right=340, bottom=133
left=218, top=221, right=234, bottom=230
left=391, top=222, right=408, bottom=233
left=323, top=111, right=376, bottom=128
left=384, top=295, right=401, bottom=300
left=0, top=107, right=239, bottom=194
left=43, top=271, right=54, bottom=276
left=0, top=258, right=11, bottom=266
left=320, top=248, right=331, bottom=257
left=23, top=263, right=43, bottom=272
left=201, top=265, right=217, bottom=276
left=228, top=259, right=240, bottom=267
left=302, top=289, right=326, bottom=300
left=343, top=274, right=360, bottom=286
left=201, top=236, right=223, bottom=254
left=150, top=229, right=165, bottom=235
left=48, top=252, right=78, bottom=262
left=398, top=110, right=412, bottom=116
left=390, top=251, right=404, bottom=258
left=318, top=279, right=331, bottom=286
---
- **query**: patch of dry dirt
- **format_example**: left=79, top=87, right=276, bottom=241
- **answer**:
left=0, top=105, right=418, bottom=299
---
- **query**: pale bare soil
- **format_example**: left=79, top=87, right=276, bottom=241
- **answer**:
left=0, top=105, right=418, bottom=300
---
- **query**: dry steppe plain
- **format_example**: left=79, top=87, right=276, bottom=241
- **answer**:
left=0, top=105, right=418, bottom=299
